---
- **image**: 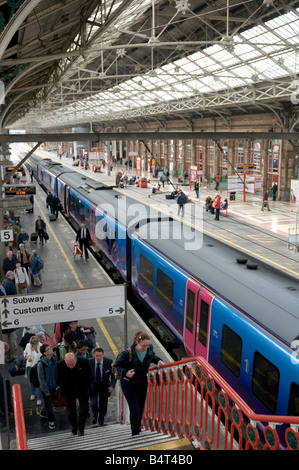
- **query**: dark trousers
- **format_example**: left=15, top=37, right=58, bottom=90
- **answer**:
left=90, top=383, right=109, bottom=420
left=121, top=379, right=148, bottom=435
left=79, top=239, right=89, bottom=258
left=215, top=208, right=220, bottom=220
left=41, top=389, right=55, bottom=422
left=65, top=390, right=89, bottom=432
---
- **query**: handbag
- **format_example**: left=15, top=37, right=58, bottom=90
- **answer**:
left=52, top=388, right=66, bottom=407
left=8, top=357, right=26, bottom=377
left=39, top=332, right=56, bottom=349
left=19, top=281, right=28, bottom=289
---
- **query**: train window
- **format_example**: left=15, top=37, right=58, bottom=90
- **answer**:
left=186, top=290, right=195, bottom=332
left=79, top=203, right=85, bottom=218
left=156, top=269, right=174, bottom=310
left=252, top=352, right=279, bottom=414
left=198, top=300, right=209, bottom=348
left=139, top=255, right=153, bottom=290
left=288, top=383, right=299, bottom=416
left=221, top=325, right=242, bottom=378
left=85, top=209, right=90, bottom=225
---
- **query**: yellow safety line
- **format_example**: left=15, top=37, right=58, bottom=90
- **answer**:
left=35, top=199, right=118, bottom=355
left=133, top=437, right=191, bottom=451
left=131, top=196, right=299, bottom=278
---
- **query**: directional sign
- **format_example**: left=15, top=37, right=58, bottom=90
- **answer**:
left=0, top=285, right=126, bottom=329
left=0, top=229, right=13, bottom=242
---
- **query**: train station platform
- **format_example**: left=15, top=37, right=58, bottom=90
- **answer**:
left=0, top=163, right=196, bottom=451
left=31, top=147, right=299, bottom=281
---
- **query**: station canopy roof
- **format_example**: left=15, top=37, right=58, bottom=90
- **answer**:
left=1, top=0, right=299, bottom=132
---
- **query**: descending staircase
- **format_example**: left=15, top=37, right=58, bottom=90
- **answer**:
left=27, top=423, right=188, bottom=450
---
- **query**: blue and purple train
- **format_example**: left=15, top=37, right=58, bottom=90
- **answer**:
left=27, top=155, right=299, bottom=425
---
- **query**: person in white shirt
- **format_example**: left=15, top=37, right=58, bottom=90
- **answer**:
left=75, top=223, right=91, bottom=260
left=24, top=336, right=42, bottom=405
left=14, top=261, right=30, bottom=294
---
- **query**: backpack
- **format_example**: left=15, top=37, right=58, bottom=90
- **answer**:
left=112, top=347, right=132, bottom=380
left=0, top=284, right=6, bottom=296
left=29, top=361, right=45, bottom=388
left=37, top=257, right=44, bottom=271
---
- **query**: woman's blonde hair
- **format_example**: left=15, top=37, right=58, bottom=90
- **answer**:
left=29, top=335, right=39, bottom=345
left=133, top=330, right=150, bottom=345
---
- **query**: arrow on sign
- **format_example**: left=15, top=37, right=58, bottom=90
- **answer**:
left=2, top=309, right=9, bottom=319
left=1, top=320, right=12, bottom=328
left=1, top=298, right=9, bottom=307
left=116, top=307, right=124, bottom=314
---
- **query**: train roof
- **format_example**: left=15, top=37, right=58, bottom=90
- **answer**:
left=136, top=220, right=299, bottom=346
left=42, top=161, right=299, bottom=346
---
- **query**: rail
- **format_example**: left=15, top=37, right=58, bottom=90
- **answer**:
left=141, top=356, right=299, bottom=450
left=12, top=384, right=28, bottom=450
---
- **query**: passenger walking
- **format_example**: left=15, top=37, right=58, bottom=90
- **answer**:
left=35, top=215, right=47, bottom=245
left=24, top=336, right=42, bottom=405
left=16, top=228, right=29, bottom=249
left=261, top=190, right=271, bottom=211
left=52, top=195, right=61, bottom=219
left=215, top=175, right=220, bottom=190
left=113, top=331, right=164, bottom=436
left=213, top=193, right=221, bottom=220
left=177, top=191, right=188, bottom=217
left=89, top=347, right=116, bottom=427
left=38, top=344, right=57, bottom=430
left=75, top=223, right=91, bottom=260
left=46, top=192, right=53, bottom=212
left=272, top=182, right=278, bottom=201
left=1, top=273, right=18, bottom=363
left=75, top=340, right=90, bottom=358
left=2, top=251, right=17, bottom=275
left=14, top=261, right=30, bottom=294
left=2, top=270, right=17, bottom=295
left=57, top=352, right=92, bottom=436
left=56, top=330, right=77, bottom=360
left=67, top=320, right=95, bottom=349
left=194, top=181, right=199, bottom=198
left=29, top=250, right=44, bottom=287
left=17, top=243, right=32, bottom=272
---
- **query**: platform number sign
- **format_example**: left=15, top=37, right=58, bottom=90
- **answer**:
left=0, top=230, right=13, bottom=242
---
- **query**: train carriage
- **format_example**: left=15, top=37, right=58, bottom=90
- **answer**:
left=33, top=156, right=299, bottom=425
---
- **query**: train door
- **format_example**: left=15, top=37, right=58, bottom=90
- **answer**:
left=64, top=185, right=70, bottom=216
left=184, top=278, right=213, bottom=359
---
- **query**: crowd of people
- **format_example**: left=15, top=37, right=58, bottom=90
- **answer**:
left=2, top=318, right=163, bottom=437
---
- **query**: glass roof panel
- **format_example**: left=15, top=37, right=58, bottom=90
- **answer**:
left=31, top=6, right=299, bottom=125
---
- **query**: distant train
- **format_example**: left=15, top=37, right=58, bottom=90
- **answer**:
left=25, top=153, right=299, bottom=429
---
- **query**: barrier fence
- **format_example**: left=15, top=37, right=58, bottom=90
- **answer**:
left=12, top=356, right=299, bottom=450
left=140, top=356, right=299, bottom=450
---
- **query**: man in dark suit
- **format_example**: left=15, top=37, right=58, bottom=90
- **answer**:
left=75, top=223, right=91, bottom=260
left=57, top=353, right=92, bottom=436
left=89, top=347, right=116, bottom=426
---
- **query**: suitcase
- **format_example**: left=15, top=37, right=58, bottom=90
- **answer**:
left=30, top=232, right=38, bottom=242
left=49, top=214, right=56, bottom=221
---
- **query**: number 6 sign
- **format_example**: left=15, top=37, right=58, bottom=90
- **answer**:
left=0, top=229, right=13, bottom=242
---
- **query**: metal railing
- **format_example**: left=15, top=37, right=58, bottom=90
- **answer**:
left=12, top=356, right=299, bottom=450
left=12, top=384, right=27, bottom=450
left=141, top=357, right=299, bottom=450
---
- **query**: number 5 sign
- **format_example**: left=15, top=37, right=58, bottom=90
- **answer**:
left=0, top=229, right=13, bottom=242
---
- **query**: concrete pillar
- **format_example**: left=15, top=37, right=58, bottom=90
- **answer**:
left=280, top=139, right=297, bottom=201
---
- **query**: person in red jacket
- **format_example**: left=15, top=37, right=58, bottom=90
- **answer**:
left=213, top=193, right=221, bottom=220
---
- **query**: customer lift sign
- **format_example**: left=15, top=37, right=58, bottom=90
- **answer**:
left=0, top=285, right=126, bottom=329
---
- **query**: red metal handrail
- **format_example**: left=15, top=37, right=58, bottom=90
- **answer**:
left=12, top=384, right=28, bottom=450
left=144, top=356, right=299, bottom=450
